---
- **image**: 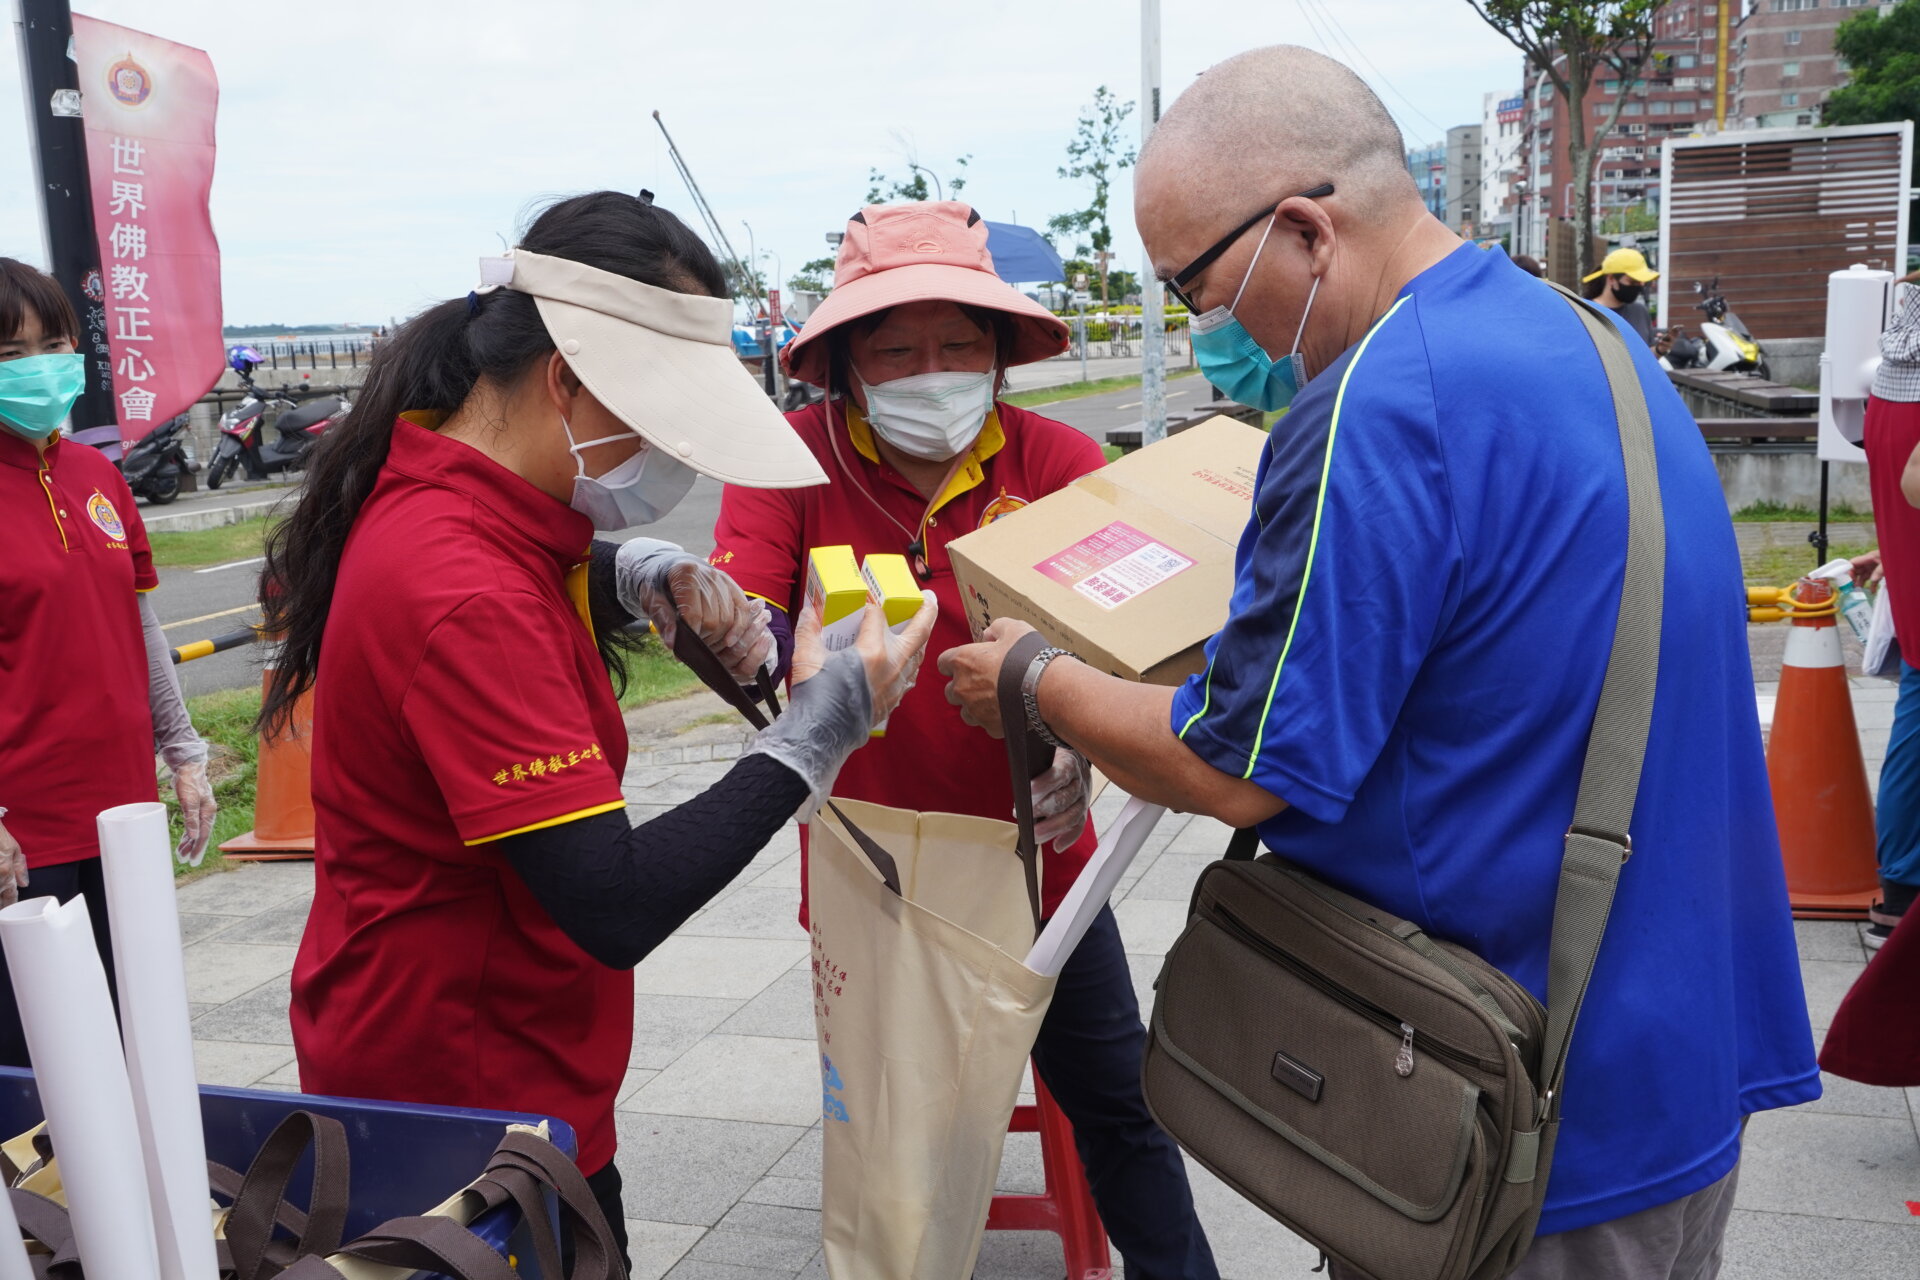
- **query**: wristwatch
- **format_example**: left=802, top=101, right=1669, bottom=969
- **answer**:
left=1020, top=646, right=1075, bottom=749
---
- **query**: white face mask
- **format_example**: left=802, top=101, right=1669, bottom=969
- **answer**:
left=561, top=414, right=696, bottom=530
left=857, top=367, right=996, bottom=461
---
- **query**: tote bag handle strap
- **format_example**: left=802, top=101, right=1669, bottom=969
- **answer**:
left=999, top=629, right=1054, bottom=933
left=821, top=631, right=1048, bottom=920
left=221, top=1109, right=352, bottom=1280
left=1536, top=284, right=1666, bottom=1114
left=667, top=615, right=781, bottom=730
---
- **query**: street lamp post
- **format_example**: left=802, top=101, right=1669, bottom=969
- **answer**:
left=1140, top=0, right=1168, bottom=444
left=743, top=221, right=773, bottom=397
left=908, top=163, right=943, bottom=201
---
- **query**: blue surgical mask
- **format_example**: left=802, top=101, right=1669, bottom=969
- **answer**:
left=0, top=353, right=86, bottom=440
left=1189, top=215, right=1320, bottom=413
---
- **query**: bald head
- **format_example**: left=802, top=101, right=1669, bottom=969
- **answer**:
left=1135, top=45, right=1462, bottom=390
left=1139, top=45, right=1419, bottom=232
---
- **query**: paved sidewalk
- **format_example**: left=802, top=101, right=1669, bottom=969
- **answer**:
left=179, top=695, right=1919, bottom=1279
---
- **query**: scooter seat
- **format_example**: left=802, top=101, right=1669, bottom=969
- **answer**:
left=277, top=396, right=343, bottom=434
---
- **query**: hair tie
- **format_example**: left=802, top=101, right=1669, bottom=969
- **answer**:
left=466, top=290, right=481, bottom=317
left=638, top=189, right=655, bottom=205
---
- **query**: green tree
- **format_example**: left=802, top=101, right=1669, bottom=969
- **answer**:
left=1825, top=0, right=1920, bottom=191
left=725, top=261, right=767, bottom=303
left=789, top=256, right=837, bottom=294
left=1467, top=1, right=1660, bottom=282
left=1047, top=86, right=1137, bottom=309
left=864, top=155, right=972, bottom=205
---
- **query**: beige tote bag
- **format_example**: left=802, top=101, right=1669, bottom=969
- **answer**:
left=808, top=632, right=1062, bottom=1279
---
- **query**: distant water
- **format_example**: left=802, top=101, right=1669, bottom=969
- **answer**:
left=221, top=329, right=376, bottom=355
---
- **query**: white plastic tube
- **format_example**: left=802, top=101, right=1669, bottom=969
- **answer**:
left=99, top=802, right=220, bottom=1280
left=0, top=1170, right=35, bottom=1280
left=0, top=895, right=161, bottom=1279
left=1025, top=795, right=1168, bottom=977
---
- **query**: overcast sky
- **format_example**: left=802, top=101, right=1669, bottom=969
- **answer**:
left=2, top=0, right=1522, bottom=325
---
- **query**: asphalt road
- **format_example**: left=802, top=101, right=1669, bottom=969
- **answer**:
left=1024, top=369, right=1218, bottom=442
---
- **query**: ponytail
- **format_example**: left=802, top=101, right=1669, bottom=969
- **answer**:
left=256, top=190, right=728, bottom=735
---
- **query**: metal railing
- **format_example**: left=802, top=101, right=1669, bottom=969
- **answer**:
left=227, top=336, right=379, bottom=372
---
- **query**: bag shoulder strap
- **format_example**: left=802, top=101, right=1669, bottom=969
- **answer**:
left=999, top=629, right=1055, bottom=933
left=1537, top=284, right=1666, bottom=1112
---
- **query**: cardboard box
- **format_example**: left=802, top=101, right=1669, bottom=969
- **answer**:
left=947, top=415, right=1264, bottom=686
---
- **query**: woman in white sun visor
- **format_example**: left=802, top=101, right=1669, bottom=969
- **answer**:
left=255, top=191, right=936, bottom=1260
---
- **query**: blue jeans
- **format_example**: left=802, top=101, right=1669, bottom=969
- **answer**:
left=1032, top=905, right=1218, bottom=1280
left=1876, top=662, right=1920, bottom=888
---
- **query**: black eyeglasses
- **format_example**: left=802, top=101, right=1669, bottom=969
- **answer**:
left=1166, top=182, right=1335, bottom=312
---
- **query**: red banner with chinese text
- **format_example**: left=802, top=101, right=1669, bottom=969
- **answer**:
left=72, top=13, right=223, bottom=447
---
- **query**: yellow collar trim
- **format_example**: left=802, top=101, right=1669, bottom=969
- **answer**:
left=842, top=401, right=1006, bottom=518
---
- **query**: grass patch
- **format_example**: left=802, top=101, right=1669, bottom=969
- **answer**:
left=1002, top=367, right=1200, bottom=409
left=162, top=686, right=263, bottom=880
left=1743, top=540, right=1874, bottom=590
left=147, top=515, right=278, bottom=569
left=1731, top=500, right=1869, bottom=523
left=616, top=635, right=704, bottom=710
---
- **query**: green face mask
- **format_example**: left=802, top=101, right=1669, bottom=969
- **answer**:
left=0, top=353, right=86, bottom=440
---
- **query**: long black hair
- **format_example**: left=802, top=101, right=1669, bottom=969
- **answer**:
left=256, top=191, right=727, bottom=734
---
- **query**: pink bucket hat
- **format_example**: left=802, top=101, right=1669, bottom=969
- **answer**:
left=781, top=201, right=1070, bottom=386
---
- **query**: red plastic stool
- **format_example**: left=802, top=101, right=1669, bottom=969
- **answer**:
left=985, top=1068, right=1113, bottom=1279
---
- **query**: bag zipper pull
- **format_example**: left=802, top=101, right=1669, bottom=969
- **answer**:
left=1396, top=1022, right=1416, bottom=1077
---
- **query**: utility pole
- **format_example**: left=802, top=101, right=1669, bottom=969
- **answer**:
left=15, top=0, right=115, bottom=435
left=1140, top=0, right=1167, bottom=444
left=1714, top=0, right=1730, bottom=129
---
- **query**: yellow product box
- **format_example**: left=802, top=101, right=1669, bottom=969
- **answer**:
left=860, top=554, right=922, bottom=631
left=858, top=554, right=925, bottom=738
left=807, top=545, right=869, bottom=652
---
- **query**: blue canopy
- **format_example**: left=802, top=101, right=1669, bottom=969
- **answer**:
left=984, top=222, right=1065, bottom=285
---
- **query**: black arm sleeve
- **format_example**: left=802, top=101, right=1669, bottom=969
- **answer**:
left=500, top=752, right=810, bottom=969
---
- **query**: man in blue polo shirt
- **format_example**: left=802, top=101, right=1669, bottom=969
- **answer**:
left=940, top=45, right=1818, bottom=1279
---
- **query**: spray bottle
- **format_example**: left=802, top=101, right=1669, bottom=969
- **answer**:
left=1811, top=558, right=1873, bottom=646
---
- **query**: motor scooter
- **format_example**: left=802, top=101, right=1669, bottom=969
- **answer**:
left=206, top=346, right=347, bottom=489
left=1661, top=278, right=1767, bottom=377
left=119, top=413, right=198, bottom=504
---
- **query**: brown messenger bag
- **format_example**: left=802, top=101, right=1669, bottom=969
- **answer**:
left=1142, top=285, right=1665, bottom=1280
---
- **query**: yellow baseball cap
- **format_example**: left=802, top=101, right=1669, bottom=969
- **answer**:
left=1582, top=248, right=1659, bottom=285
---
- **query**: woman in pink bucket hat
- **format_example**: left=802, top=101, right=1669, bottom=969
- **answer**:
left=713, top=201, right=1219, bottom=1278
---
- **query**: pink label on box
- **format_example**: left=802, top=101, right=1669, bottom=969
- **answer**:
left=1034, top=521, right=1195, bottom=611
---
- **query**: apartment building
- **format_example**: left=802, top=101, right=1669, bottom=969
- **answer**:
left=1480, top=89, right=1528, bottom=243
left=1511, top=0, right=1725, bottom=255
left=1732, top=0, right=1876, bottom=127
left=1406, top=140, right=1447, bottom=219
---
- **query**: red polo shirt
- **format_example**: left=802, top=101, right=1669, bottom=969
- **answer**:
left=712, top=399, right=1105, bottom=927
left=292, top=416, right=632, bottom=1174
left=0, top=430, right=158, bottom=867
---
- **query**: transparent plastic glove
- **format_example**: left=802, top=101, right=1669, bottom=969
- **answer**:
left=0, top=818, right=26, bottom=910
left=171, top=759, right=217, bottom=867
left=615, top=538, right=772, bottom=683
left=750, top=590, right=940, bottom=813
left=1032, top=746, right=1092, bottom=850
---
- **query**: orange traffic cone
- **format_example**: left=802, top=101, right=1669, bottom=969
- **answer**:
left=1766, top=578, right=1879, bottom=919
left=219, top=668, right=314, bottom=861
